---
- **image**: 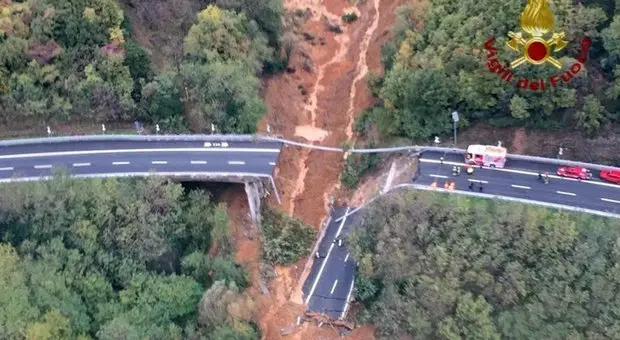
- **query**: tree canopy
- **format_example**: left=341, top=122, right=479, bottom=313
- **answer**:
left=0, top=175, right=256, bottom=339
left=349, top=191, right=620, bottom=339
left=0, top=0, right=284, bottom=134
left=366, top=0, right=619, bottom=139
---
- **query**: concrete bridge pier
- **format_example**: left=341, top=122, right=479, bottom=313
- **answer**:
left=245, top=180, right=263, bottom=223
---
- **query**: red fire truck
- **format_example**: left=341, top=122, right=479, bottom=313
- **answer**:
left=465, top=144, right=507, bottom=168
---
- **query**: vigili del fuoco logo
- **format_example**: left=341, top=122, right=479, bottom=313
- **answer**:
left=483, top=0, right=591, bottom=91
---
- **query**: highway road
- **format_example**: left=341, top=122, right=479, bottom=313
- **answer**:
left=303, top=207, right=358, bottom=320
left=418, top=151, right=620, bottom=214
left=0, top=139, right=281, bottom=181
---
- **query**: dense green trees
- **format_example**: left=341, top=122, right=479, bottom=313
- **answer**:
left=261, top=207, right=315, bottom=265
left=0, top=175, right=256, bottom=339
left=0, top=0, right=135, bottom=123
left=366, top=0, right=620, bottom=140
left=177, top=5, right=272, bottom=133
left=0, top=0, right=283, bottom=133
left=349, top=191, right=620, bottom=339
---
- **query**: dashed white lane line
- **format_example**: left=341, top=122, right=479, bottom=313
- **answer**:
left=0, top=147, right=280, bottom=160
left=344, top=253, right=349, bottom=263
left=112, top=161, right=130, bottom=165
left=0, top=167, right=13, bottom=171
left=430, top=174, right=448, bottom=178
left=269, top=162, right=276, bottom=165
left=304, top=207, right=350, bottom=305
left=190, top=160, right=207, bottom=165
left=420, top=158, right=620, bottom=189
left=72, top=162, right=91, bottom=167
left=557, top=191, right=576, bottom=196
left=228, top=161, right=245, bottom=165
left=511, top=184, right=531, bottom=189
left=601, top=198, right=620, bottom=204
left=151, top=161, right=167, bottom=165
left=34, top=164, right=52, bottom=169
left=468, top=179, right=488, bottom=184
left=330, top=280, right=338, bottom=295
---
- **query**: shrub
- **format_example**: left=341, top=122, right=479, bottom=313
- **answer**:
left=261, top=207, right=315, bottom=265
left=342, top=12, right=358, bottom=23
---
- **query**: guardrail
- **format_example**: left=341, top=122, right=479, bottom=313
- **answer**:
left=419, top=146, right=620, bottom=172
left=2, top=134, right=619, bottom=172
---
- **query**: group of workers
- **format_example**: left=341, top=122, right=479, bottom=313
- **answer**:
left=440, top=165, right=549, bottom=191
left=452, top=165, right=475, bottom=176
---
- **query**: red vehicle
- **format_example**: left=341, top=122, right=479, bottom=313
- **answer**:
left=556, top=166, right=592, bottom=180
left=600, top=169, right=620, bottom=184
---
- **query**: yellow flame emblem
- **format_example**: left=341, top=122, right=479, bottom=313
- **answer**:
left=506, top=0, right=568, bottom=68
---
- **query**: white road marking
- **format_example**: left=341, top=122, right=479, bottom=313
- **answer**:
left=0, top=167, right=13, bottom=171
left=556, top=191, right=576, bottom=196
left=430, top=174, right=448, bottom=178
left=228, top=161, right=245, bottom=165
left=305, top=207, right=350, bottom=305
left=0, top=147, right=280, bottom=160
left=601, top=198, right=620, bottom=204
left=420, top=158, right=620, bottom=189
left=72, top=162, right=90, bottom=167
left=34, top=164, right=52, bottom=169
left=344, top=253, right=349, bottom=262
left=112, top=161, right=130, bottom=165
left=190, top=160, right=207, bottom=165
left=340, top=277, right=356, bottom=319
left=269, top=162, right=276, bottom=165
left=511, top=184, right=531, bottom=189
left=468, top=179, right=488, bottom=184
left=151, top=161, right=167, bottom=165
left=330, top=280, right=338, bottom=295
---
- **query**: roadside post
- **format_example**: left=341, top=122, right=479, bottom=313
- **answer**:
left=46, top=126, right=51, bottom=137
left=451, top=111, right=459, bottom=146
left=134, top=121, right=142, bottom=134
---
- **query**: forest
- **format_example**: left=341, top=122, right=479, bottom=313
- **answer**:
left=0, top=176, right=257, bottom=339
left=0, top=0, right=284, bottom=133
left=349, top=191, right=620, bottom=339
left=359, top=0, right=620, bottom=140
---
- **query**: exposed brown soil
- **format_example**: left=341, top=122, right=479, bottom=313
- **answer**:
left=458, top=123, right=620, bottom=165
left=251, top=0, right=409, bottom=338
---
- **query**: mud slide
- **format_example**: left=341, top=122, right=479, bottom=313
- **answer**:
left=253, top=0, right=411, bottom=337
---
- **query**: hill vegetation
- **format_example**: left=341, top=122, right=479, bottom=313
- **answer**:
left=0, top=0, right=284, bottom=134
left=360, top=0, right=620, bottom=140
left=349, top=190, right=620, bottom=339
left=0, top=175, right=256, bottom=339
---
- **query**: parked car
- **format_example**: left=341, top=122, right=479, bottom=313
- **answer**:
left=556, top=166, right=592, bottom=180
left=600, top=169, right=620, bottom=184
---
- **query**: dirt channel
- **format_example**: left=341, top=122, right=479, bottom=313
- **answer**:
left=237, top=0, right=409, bottom=338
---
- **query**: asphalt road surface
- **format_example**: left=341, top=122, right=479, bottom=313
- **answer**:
left=303, top=207, right=358, bottom=320
left=0, top=140, right=281, bottom=181
left=418, top=151, right=620, bottom=214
